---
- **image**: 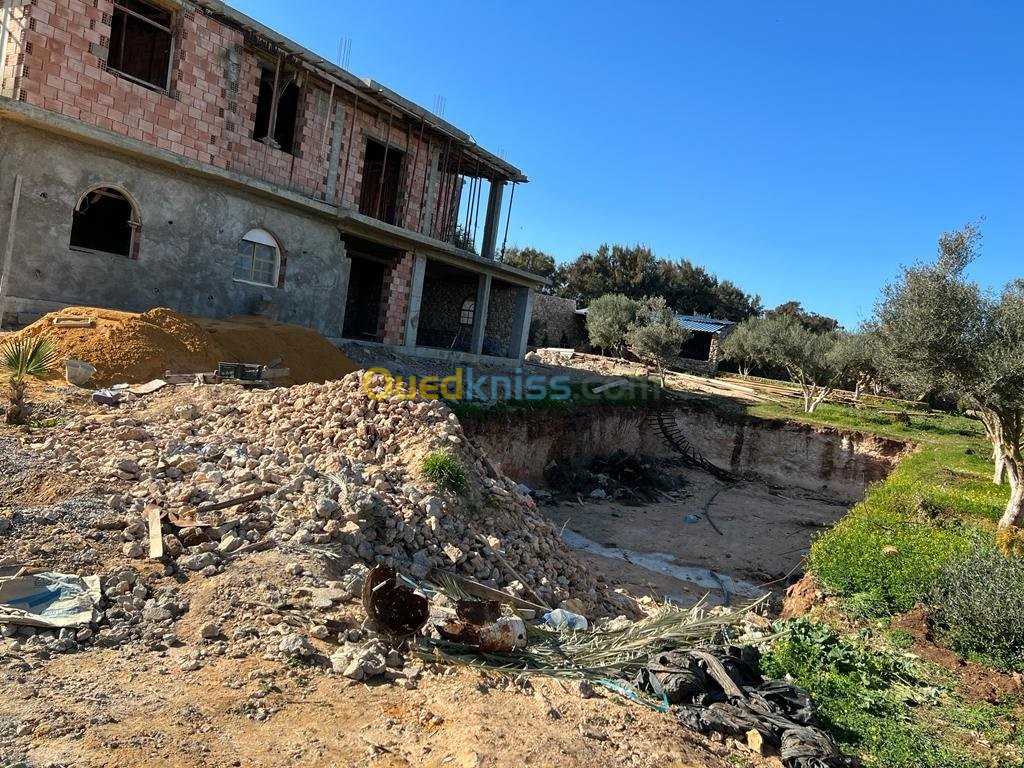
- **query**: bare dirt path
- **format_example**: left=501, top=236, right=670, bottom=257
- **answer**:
left=3, top=633, right=775, bottom=768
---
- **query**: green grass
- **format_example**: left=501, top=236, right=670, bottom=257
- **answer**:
left=421, top=450, right=469, bottom=496
left=748, top=400, right=985, bottom=443
left=762, top=618, right=1024, bottom=768
left=447, top=377, right=662, bottom=418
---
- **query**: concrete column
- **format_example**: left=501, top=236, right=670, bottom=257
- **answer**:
left=421, top=148, right=441, bottom=237
left=508, top=286, right=535, bottom=360
left=333, top=238, right=352, bottom=339
left=470, top=273, right=492, bottom=356
left=480, top=181, right=504, bottom=260
left=403, top=253, right=428, bottom=349
left=325, top=102, right=346, bottom=203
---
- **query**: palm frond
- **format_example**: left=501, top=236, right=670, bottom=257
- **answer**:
left=433, top=572, right=474, bottom=602
left=0, top=335, right=59, bottom=381
left=418, top=596, right=773, bottom=679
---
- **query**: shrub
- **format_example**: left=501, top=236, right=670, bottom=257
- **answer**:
left=2, top=334, right=58, bottom=425
left=929, top=539, right=1024, bottom=672
left=421, top=450, right=468, bottom=496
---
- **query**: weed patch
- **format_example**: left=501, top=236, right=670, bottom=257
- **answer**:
left=762, top=619, right=996, bottom=767
left=421, top=450, right=469, bottom=496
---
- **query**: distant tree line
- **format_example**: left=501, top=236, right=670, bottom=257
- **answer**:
left=500, top=243, right=765, bottom=321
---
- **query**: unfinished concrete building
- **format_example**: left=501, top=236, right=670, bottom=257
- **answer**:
left=0, top=0, right=542, bottom=361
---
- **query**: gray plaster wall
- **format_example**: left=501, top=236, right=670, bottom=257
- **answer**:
left=0, top=120, right=349, bottom=335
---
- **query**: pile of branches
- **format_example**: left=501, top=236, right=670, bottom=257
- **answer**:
left=543, top=451, right=681, bottom=504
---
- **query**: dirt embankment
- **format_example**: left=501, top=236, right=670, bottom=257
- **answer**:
left=8, top=306, right=357, bottom=386
left=462, top=404, right=908, bottom=502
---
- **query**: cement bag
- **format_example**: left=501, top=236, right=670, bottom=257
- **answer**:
left=0, top=572, right=102, bottom=628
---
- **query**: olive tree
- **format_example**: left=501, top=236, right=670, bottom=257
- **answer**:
left=766, top=317, right=855, bottom=413
left=725, top=315, right=852, bottom=413
left=586, top=293, right=639, bottom=356
left=719, top=321, right=761, bottom=377
left=875, top=223, right=1024, bottom=529
left=831, top=329, right=885, bottom=401
left=625, top=296, right=691, bottom=384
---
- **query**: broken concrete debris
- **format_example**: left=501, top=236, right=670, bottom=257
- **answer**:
left=0, top=373, right=614, bottom=666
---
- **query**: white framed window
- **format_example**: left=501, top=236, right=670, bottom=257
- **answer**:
left=234, top=229, right=280, bottom=287
left=460, top=297, right=475, bottom=326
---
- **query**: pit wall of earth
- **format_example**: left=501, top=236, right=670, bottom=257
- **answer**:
left=460, top=405, right=908, bottom=503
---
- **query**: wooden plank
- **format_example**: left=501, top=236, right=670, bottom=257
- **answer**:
left=194, top=488, right=273, bottom=515
left=129, top=379, right=168, bottom=396
left=163, top=372, right=216, bottom=385
left=147, top=505, right=164, bottom=560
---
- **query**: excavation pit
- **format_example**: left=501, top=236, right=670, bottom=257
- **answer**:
left=463, top=404, right=908, bottom=606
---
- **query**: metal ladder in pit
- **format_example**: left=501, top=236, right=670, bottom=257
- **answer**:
left=647, top=395, right=734, bottom=481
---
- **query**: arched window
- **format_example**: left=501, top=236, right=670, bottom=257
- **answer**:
left=460, top=297, right=476, bottom=326
left=70, top=186, right=139, bottom=257
left=234, top=229, right=281, bottom=287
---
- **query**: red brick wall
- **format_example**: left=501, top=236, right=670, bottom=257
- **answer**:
left=338, top=104, right=437, bottom=230
left=6, top=0, right=457, bottom=228
left=378, top=251, right=414, bottom=345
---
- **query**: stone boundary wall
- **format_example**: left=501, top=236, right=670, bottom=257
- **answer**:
left=530, top=293, right=584, bottom=349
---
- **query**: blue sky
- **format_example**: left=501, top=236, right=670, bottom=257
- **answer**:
left=234, top=0, right=1023, bottom=327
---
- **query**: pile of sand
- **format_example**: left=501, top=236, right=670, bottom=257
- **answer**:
left=196, top=315, right=357, bottom=386
left=10, top=306, right=357, bottom=387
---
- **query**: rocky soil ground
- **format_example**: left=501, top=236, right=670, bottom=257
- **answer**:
left=0, top=374, right=780, bottom=768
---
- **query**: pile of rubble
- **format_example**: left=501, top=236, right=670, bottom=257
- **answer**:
left=0, top=372, right=626, bottom=663
left=527, top=348, right=650, bottom=377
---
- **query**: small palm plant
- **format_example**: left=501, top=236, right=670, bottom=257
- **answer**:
left=2, top=335, right=58, bottom=425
